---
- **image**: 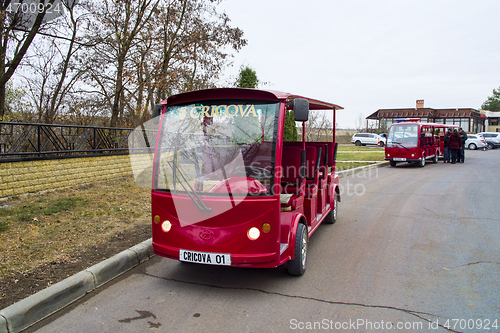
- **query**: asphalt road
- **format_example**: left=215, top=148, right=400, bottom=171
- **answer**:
left=30, top=149, right=500, bottom=333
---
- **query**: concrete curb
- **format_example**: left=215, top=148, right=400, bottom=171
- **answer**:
left=0, top=238, right=153, bottom=333
left=0, top=162, right=389, bottom=333
left=337, top=161, right=389, bottom=178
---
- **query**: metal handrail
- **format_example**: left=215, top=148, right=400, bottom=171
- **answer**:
left=0, top=122, right=157, bottom=161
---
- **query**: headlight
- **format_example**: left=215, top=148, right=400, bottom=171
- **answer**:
left=247, top=227, right=260, bottom=240
left=161, top=220, right=172, bottom=233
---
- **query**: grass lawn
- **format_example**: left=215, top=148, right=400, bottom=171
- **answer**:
left=337, top=144, right=385, bottom=152
left=336, top=151, right=385, bottom=161
left=336, top=162, right=376, bottom=170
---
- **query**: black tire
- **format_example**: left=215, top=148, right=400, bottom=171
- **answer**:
left=288, top=223, right=308, bottom=276
left=487, top=143, right=493, bottom=150
left=468, top=143, right=477, bottom=150
left=355, top=140, right=362, bottom=146
left=419, top=156, right=426, bottom=167
left=379, top=141, right=385, bottom=147
left=432, top=155, right=438, bottom=163
left=390, top=161, right=397, bottom=167
left=324, top=193, right=338, bottom=224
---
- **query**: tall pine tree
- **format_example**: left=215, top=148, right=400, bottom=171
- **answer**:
left=283, top=110, right=298, bottom=141
left=234, top=66, right=259, bottom=143
left=481, top=86, right=500, bottom=111
left=237, top=66, right=258, bottom=88
left=235, top=66, right=297, bottom=142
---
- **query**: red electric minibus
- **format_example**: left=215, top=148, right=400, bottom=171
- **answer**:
left=150, top=88, right=343, bottom=275
left=385, top=119, right=458, bottom=167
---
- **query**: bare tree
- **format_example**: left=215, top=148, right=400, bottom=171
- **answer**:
left=0, top=0, right=58, bottom=120
left=151, top=0, right=246, bottom=101
left=354, top=112, right=365, bottom=132
left=84, top=0, right=160, bottom=127
left=21, top=1, right=93, bottom=123
left=304, top=111, right=333, bottom=142
left=84, top=0, right=246, bottom=127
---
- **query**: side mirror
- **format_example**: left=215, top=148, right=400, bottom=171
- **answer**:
left=153, top=104, right=163, bottom=124
left=293, top=98, right=309, bottom=122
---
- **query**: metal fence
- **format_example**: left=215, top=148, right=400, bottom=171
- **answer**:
left=0, top=122, right=157, bottom=162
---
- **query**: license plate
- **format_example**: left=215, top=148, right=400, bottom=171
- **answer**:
left=393, top=157, right=406, bottom=161
left=179, top=249, right=231, bottom=266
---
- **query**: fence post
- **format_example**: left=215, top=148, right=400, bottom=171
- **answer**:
left=37, top=124, right=41, bottom=158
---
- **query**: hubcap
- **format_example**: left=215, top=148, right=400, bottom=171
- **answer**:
left=301, top=232, right=307, bottom=268
left=333, top=195, right=338, bottom=221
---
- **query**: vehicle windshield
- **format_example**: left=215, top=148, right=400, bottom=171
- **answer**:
left=155, top=101, right=279, bottom=197
left=387, top=124, right=419, bottom=148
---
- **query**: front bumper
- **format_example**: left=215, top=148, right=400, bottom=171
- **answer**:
left=153, top=242, right=278, bottom=268
left=385, top=157, right=421, bottom=163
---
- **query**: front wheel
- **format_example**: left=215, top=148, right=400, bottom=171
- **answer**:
left=487, top=143, right=493, bottom=150
left=468, top=143, right=477, bottom=150
left=432, top=155, right=438, bottom=163
left=419, top=156, right=426, bottom=167
left=288, top=223, right=308, bottom=276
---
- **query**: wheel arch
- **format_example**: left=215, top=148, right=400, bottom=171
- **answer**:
left=335, top=184, right=341, bottom=203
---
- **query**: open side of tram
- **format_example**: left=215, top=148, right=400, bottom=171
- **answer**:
left=150, top=88, right=343, bottom=275
left=384, top=119, right=458, bottom=167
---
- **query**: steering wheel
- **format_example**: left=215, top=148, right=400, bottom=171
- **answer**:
left=235, top=166, right=272, bottom=179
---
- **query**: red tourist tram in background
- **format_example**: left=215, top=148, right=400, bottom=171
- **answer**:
left=148, top=88, right=343, bottom=275
left=385, top=118, right=458, bottom=167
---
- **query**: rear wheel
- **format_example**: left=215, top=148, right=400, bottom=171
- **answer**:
left=324, top=193, right=338, bottom=224
left=355, top=140, right=362, bottom=146
left=468, top=143, right=477, bottom=150
left=379, top=141, right=385, bottom=147
left=432, top=155, right=438, bottom=163
left=288, top=223, right=307, bottom=276
left=390, top=161, right=397, bottom=167
left=487, top=143, right=493, bottom=150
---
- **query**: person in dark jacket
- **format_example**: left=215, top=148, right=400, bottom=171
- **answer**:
left=448, top=129, right=462, bottom=164
left=458, top=128, right=467, bottom=163
left=443, top=128, right=452, bottom=163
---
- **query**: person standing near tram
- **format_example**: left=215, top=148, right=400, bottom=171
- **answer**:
left=448, top=129, right=462, bottom=164
left=458, top=128, right=467, bottom=163
left=443, top=128, right=452, bottom=163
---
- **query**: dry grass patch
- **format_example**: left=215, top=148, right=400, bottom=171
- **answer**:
left=0, top=176, right=150, bottom=280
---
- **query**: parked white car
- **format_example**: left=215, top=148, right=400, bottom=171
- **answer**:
left=351, top=133, right=386, bottom=147
left=465, top=134, right=486, bottom=150
left=476, top=132, right=500, bottom=149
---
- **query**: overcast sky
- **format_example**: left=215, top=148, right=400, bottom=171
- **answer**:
left=218, top=0, right=500, bottom=128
